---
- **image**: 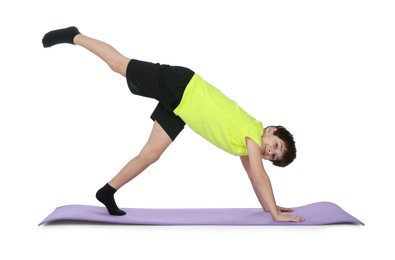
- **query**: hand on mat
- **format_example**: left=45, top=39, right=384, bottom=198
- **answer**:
left=277, top=206, right=293, bottom=213
left=274, top=213, right=304, bottom=222
left=264, top=206, right=293, bottom=213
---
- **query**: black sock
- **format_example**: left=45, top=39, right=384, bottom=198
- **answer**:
left=96, top=183, right=126, bottom=216
left=42, top=26, right=80, bottom=48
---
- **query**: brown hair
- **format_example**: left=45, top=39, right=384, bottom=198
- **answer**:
left=268, top=125, right=296, bottom=167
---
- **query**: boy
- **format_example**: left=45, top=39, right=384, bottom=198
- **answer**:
left=42, top=26, right=304, bottom=222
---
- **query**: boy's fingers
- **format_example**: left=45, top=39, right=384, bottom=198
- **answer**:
left=279, top=207, right=293, bottom=212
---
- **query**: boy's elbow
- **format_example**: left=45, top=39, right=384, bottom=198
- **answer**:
left=249, top=170, right=270, bottom=186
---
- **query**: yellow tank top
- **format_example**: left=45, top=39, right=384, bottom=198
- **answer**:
left=173, top=74, right=263, bottom=156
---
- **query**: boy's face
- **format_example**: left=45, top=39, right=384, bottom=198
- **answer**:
left=261, top=127, right=285, bottom=161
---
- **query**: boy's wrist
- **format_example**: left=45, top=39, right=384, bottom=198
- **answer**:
left=267, top=207, right=282, bottom=220
left=271, top=211, right=280, bottom=221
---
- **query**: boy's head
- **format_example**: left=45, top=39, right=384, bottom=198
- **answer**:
left=261, top=125, right=296, bottom=167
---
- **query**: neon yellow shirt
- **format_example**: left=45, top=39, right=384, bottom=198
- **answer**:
left=174, top=74, right=263, bottom=156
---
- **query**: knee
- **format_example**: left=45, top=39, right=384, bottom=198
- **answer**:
left=138, top=148, right=162, bottom=166
left=108, top=56, right=129, bottom=76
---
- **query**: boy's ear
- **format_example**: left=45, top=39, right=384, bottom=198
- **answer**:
left=266, top=126, right=277, bottom=134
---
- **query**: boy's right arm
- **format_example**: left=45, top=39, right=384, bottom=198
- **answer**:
left=242, top=138, right=304, bottom=222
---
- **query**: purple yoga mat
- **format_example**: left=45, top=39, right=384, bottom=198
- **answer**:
left=39, top=202, right=363, bottom=226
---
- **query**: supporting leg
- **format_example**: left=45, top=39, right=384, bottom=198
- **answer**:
left=109, top=121, right=173, bottom=189
left=96, top=121, right=173, bottom=215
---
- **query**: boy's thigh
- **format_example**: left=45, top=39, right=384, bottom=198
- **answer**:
left=150, top=102, right=185, bottom=141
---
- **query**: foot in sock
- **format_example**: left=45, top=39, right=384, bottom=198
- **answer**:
left=96, top=183, right=126, bottom=216
left=42, top=26, right=80, bottom=48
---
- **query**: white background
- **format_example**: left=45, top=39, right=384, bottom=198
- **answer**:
left=1, top=0, right=394, bottom=259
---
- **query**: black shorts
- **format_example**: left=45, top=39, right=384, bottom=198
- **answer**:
left=126, top=59, right=194, bottom=141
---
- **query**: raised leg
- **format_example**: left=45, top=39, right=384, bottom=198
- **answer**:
left=96, top=121, right=173, bottom=215
left=42, top=26, right=130, bottom=77
left=73, top=34, right=130, bottom=77
left=42, top=26, right=80, bottom=47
